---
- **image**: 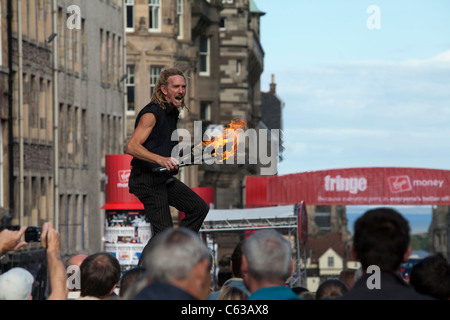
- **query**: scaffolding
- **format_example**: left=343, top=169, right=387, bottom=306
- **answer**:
left=200, top=203, right=308, bottom=288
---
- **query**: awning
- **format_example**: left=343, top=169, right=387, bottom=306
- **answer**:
left=200, top=204, right=299, bottom=232
left=101, top=202, right=144, bottom=211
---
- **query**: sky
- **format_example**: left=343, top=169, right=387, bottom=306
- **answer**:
left=255, top=0, right=450, bottom=176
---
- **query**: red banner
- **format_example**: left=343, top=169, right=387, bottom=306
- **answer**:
left=246, top=167, right=450, bottom=207
left=102, top=154, right=144, bottom=210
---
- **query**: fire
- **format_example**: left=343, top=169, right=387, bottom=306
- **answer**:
left=202, top=119, right=247, bottom=161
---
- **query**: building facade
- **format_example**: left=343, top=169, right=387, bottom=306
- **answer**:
left=201, top=0, right=266, bottom=209
left=429, top=205, right=450, bottom=259
left=1, top=0, right=270, bottom=257
left=125, top=0, right=267, bottom=210
left=0, top=0, right=9, bottom=220
left=1, top=0, right=125, bottom=255
left=125, top=0, right=222, bottom=192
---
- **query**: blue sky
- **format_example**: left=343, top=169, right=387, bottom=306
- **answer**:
left=256, top=0, right=450, bottom=175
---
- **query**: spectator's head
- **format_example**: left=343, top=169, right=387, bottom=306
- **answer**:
left=410, top=253, right=450, bottom=300
left=339, top=268, right=357, bottom=290
left=316, top=279, right=348, bottom=300
left=80, top=252, right=121, bottom=299
left=217, top=284, right=249, bottom=300
left=352, top=207, right=411, bottom=272
left=241, top=229, right=293, bottom=292
left=66, top=254, right=87, bottom=294
left=230, top=240, right=244, bottom=278
left=119, top=266, right=146, bottom=298
left=0, top=268, right=34, bottom=300
left=66, top=254, right=88, bottom=268
left=143, top=227, right=212, bottom=300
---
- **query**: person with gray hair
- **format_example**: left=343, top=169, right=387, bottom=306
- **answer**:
left=132, top=227, right=212, bottom=300
left=241, top=229, right=300, bottom=300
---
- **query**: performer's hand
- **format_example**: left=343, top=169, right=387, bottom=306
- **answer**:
left=159, top=156, right=179, bottom=172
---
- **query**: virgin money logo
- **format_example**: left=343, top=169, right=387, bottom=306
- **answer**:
left=118, top=170, right=131, bottom=184
left=388, top=176, right=412, bottom=193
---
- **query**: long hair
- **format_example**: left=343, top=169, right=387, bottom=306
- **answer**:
left=151, top=67, right=188, bottom=111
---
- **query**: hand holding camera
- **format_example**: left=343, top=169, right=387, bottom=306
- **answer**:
left=0, top=226, right=28, bottom=254
left=40, top=222, right=60, bottom=253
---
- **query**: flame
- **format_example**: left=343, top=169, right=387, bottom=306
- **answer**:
left=202, top=119, right=247, bottom=161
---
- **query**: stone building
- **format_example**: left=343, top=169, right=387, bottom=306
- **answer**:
left=1, top=0, right=57, bottom=234
left=125, top=0, right=267, bottom=210
left=1, top=0, right=125, bottom=255
left=0, top=0, right=9, bottom=219
left=260, top=74, right=284, bottom=162
left=428, top=205, right=450, bottom=259
left=125, top=0, right=222, bottom=190
left=198, top=0, right=266, bottom=209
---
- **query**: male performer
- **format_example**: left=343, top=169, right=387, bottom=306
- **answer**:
left=126, top=68, right=209, bottom=265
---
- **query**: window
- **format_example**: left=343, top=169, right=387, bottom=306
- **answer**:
left=236, top=60, right=241, bottom=75
left=81, top=19, right=87, bottom=77
left=200, top=102, right=211, bottom=122
left=199, top=36, right=210, bottom=76
left=67, top=105, right=73, bottom=163
left=81, top=195, right=87, bottom=250
left=327, top=256, right=334, bottom=268
left=126, top=0, right=134, bottom=31
left=126, top=66, right=135, bottom=112
left=200, top=102, right=211, bottom=136
left=148, top=0, right=160, bottom=31
left=150, top=66, right=163, bottom=97
left=177, top=0, right=184, bottom=39
left=58, top=7, right=65, bottom=68
left=100, top=29, right=105, bottom=82
left=0, top=121, right=3, bottom=207
left=39, top=78, right=46, bottom=141
left=0, top=1, right=2, bottom=66
left=220, top=18, right=226, bottom=31
left=81, top=109, right=88, bottom=166
left=59, top=104, right=65, bottom=163
left=74, top=106, right=80, bottom=165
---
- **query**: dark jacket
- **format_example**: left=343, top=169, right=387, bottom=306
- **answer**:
left=337, top=270, right=435, bottom=300
left=133, top=282, right=196, bottom=300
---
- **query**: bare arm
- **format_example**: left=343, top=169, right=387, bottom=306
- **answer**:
left=41, top=222, right=68, bottom=300
left=126, top=113, right=179, bottom=171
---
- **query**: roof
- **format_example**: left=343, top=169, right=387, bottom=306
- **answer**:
left=249, top=0, right=265, bottom=15
left=306, top=232, right=348, bottom=263
left=200, top=205, right=299, bottom=232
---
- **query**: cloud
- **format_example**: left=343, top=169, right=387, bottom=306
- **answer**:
left=276, top=51, right=450, bottom=174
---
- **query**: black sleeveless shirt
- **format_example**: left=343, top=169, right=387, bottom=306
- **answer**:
left=130, top=101, right=180, bottom=172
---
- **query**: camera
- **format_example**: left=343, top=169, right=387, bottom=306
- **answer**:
left=25, top=226, right=42, bottom=243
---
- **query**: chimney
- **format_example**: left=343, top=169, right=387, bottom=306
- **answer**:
left=269, top=74, right=276, bottom=94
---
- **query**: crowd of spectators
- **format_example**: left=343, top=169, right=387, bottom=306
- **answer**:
left=1, top=207, right=449, bottom=301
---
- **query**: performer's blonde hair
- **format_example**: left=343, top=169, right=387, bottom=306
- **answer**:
left=151, top=67, right=188, bottom=111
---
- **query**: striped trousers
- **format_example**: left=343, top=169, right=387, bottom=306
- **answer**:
left=128, top=166, right=210, bottom=265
